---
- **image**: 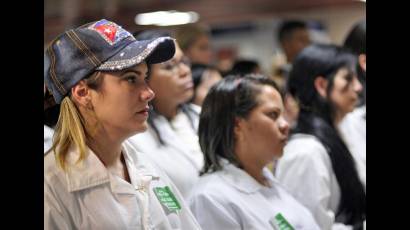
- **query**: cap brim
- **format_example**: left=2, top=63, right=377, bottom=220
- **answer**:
left=96, top=36, right=175, bottom=71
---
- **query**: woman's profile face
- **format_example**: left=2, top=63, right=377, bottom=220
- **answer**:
left=236, top=85, right=290, bottom=166
left=329, top=67, right=362, bottom=116
left=89, top=62, right=155, bottom=137
left=186, top=35, right=212, bottom=65
left=148, top=43, right=194, bottom=106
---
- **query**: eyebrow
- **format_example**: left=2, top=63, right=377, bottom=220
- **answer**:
left=122, top=69, right=147, bottom=77
left=264, top=104, right=283, bottom=113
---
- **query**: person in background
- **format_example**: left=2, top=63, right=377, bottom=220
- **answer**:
left=176, top=24, right=213, bottom=65
left=339, top=19, right=366, bottom=170
left=229, top=59, right=262, bottom=76
left=190, top=63, right=222, bottom=108
left=129, top=30, right=203, bottom=199
left=343, top=19, right=366, bottom=105
left=44, top=19, right=201, bottom=230
left=278, top=20, right=311, bottom=66
left=189, top=74, right=320, bottom=230
left=277, top=20, right=312, bottom=128
left=276, top=44, right=366, bottom=230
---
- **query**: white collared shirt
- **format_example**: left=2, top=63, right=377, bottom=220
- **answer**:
left=338, top=105, right=366, bottom=187
left=44, top=141, right=201, bottom=230
left=276, top=134, right=357, bottom=230
left=44, top=125, right=54, bottom=154
left=188, top=159, right=320, bottom=230
left=128, top=105, right=204, bottom=199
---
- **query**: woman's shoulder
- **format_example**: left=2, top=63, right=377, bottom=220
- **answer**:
left=277, top=134, right=333, bottom=178
left=189, top=172, right=231, bottom=200
left=284, top=134, right=328, bottom=158
left=44, top=151, right=71, bottom=197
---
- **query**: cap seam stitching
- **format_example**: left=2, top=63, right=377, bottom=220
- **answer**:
left=47, top=47, right=67, bottom=95
left=70, top=30, right=101, bottom=66
left=66, top=30, right=99, bottom=67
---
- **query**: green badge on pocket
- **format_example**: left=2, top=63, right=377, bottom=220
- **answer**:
left=153, top=186, right=181, bottom=213
left=269, top=213, right=295, bottom=230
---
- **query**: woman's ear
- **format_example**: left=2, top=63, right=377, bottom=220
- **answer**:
left=71, top=80, right=92, bottom=108
left=234, top=117, right=244, bottom=140
left=314, top=76, right=328, bottom=98
left=358, top=53, right=366, bottom=72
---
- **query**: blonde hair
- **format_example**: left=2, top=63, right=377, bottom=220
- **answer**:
left=46, top=72, right=103, bottom=170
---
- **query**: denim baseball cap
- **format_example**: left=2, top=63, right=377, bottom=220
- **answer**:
left=44, top=19, right=176, bottom=104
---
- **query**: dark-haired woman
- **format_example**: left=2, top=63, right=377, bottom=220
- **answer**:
left=188, top=75, right=320, bottom=229
left=128, top=30, right=203, bottom=199
left=276, top=44, right=366, bottom=230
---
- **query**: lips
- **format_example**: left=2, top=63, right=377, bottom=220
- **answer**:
left=136, top=106, right=150, bottom=116
left=183, top=81, right=194, bottom=90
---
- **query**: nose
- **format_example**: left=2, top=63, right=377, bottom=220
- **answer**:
left=140, top=84, right=155, bottom=102
left=353, top=76, right=363, bottom=94
left=279, top=116, right=290, bottom=138
left=178, top=62, right=191, bottom=79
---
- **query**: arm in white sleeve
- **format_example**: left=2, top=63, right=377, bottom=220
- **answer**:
left=44, top=181, right=71, bottom=230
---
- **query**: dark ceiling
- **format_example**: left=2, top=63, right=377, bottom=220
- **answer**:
left=44, top=0, right=363, bottom=43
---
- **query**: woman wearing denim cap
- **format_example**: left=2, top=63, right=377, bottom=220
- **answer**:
left=44, top=19, right=201, bottom=230
left=275, top=44, right=366, bottom=230
left=128, top=30, right=203, bottom=200
left=188, top=74, right=320, bottom=229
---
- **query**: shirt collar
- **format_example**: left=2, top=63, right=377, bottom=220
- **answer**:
left=65, top=142, right=159, bottom=193
left=219, top=158, right=275, bottom=194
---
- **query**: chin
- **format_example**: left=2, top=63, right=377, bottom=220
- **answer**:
left=273, top=149, right=284, bottom=160
left=133, top=124, right=148, bottom=134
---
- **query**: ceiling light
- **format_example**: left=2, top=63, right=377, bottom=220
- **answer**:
left=135, top=11, right=199, bottom=26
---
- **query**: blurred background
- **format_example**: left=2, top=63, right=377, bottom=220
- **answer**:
left=44, top=0, right=365, bottom=76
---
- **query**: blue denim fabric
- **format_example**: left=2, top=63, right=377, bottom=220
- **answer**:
left=44, top=19, right=175, bottom=104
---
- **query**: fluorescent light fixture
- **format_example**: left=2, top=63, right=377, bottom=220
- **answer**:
left=135, top=11, right=199, bottom=26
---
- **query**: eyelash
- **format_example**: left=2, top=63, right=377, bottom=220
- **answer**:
left=126, top=76, right=137, bottom=83
left=268, top=112, right=279, bottom=120
left=345, top=75, right=353, bottom=82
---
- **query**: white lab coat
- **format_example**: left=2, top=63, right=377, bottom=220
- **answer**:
left=44, top=125, right=54, bottom=154
left=276, top=134, right=362, bottom=230
left=188, top=159, right=320, bottom=230
left=128, top=105, right=204, bottom=199
left=338, top=105, right=366, bottom=187
left=44, top=141, right=201, bottom=230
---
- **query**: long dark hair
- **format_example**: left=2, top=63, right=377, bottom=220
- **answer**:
left=344, top=20, right=366, bottom=106
left=288, top=44, right=366, bottom=229
left=199, top=74, right=280, bottom=175
left=135, top=29, right=198, bottom=146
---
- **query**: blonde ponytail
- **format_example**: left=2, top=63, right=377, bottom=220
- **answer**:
left=46, top=72, right=103, bottom=170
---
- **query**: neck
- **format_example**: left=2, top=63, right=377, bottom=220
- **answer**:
left=235, top=146, right=268, bottom=186
left=334, top=110, right=346, bottom=127
left=153, top=99, right=179, bottom=120
left=242, top=163, right=268, bottom=186
left=87, top=127, right=125, bottom=167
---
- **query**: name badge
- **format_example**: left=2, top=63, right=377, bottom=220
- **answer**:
left=269, top=213, right=295, bottom=230
left=153, top=186, right=181, bottom=214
